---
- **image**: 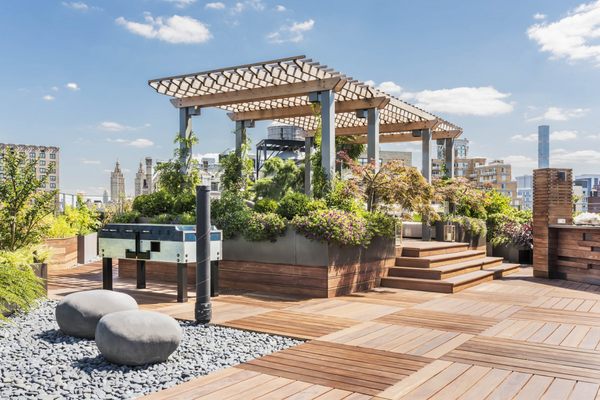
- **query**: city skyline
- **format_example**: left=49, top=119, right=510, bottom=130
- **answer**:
left=1, top=1, right=599, bottom=194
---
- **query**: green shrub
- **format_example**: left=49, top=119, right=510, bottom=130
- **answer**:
left=307, top=198, right=327, bottom=212
left=450, top=215, right=487, bottom=236
left=211, top=191, right=252, bottom=239
left=244, top=212, right=287, bottom=242
left=325, top=180, right=364, bottom=215
left=292, top=209, right=368, bottom=246
left=0, top=247, right=46, bottom=320
left=46, top=215, right=77, bottom=238
left=110, top=210, right=140, bottom=223
left=365, top=212, right=397, bottom=239
left=150, top=213, right=176, bottom=224
left=277, top=191, right=311, bottom=220
left=132, top=191, right=173, bottom=217
left=172, top=191, right=196, bottom=214
left=177, top=212, right=196, bottom=225
left=254, top=198, right=279, bottom=214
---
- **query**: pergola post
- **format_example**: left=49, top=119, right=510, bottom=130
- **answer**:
left=320, top=89, right=336, bottom=181
left=445, top=138, right=454, bottom=178
left=304, top=136, right=313, bottom=196
left=235, top=121, right=245, bottom=157
left=367, top=108, right=380, bottom=171
left=421, top=128, right=432, bottom=241
left=179, top=107, right=192, bottom=174
left=178, top=106, right=201, bottom=175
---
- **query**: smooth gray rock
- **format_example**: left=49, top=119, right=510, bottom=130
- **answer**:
left=95, top=310, right=182, bottom=366
left=55, top=290, right=138, bottom=339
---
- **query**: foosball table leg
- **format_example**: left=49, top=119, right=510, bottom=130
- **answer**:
left=177, top=263, right=188, bottom=303
left=136, top=260, right=146, bottom=289
left=102, top=257, right=113, bottom=290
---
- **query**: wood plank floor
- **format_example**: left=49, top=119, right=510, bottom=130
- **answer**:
left=46, top=263, right=600, bottom=399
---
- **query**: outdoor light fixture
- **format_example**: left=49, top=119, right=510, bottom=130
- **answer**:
left=355, top=109, right=368, bottom=119
left=444, top=224, right=456, bottom=242
left=308, top=91, right=321, bottom=104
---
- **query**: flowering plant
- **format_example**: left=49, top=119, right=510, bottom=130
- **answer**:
left=292, top=209, right=369, bottom=246
left=244, top=212, right=286, bottom=242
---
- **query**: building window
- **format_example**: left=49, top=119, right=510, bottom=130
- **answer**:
left=49, top=153, right=56, bottom=159
left=29, top=152, right=36, bottom=158
left=39, top=152, right=46, bottom=159
left=50, top=175, right=56, bottom=182
left=39, top=160, right=46, bottom=166
left=50, top=183, right=56, bottom=188
left=39, top=168, right=46, bottom=173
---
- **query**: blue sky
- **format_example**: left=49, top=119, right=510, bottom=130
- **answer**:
left=1, top=0, right=600, bottom=195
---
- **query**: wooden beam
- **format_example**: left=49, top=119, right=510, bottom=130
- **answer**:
left=350, top=130, right=461, bottom=144
left=227, top=97, right=389, bottom=121
left=334, top=119, right=440, bottom=136
left=170, top=77, right=346, bottom=108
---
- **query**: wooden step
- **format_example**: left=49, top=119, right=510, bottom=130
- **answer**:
left=388, top=257, right=503, bottom=280
left=395, top=250, right=486, bottom=268
left=401, top=241, right=469, bottom=257
left=483, top=262, right=521, bottom=279
left=381, top=269, right=495, bottom=294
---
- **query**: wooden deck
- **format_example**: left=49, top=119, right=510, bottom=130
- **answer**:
left=48, top=262, right=600, bottom=399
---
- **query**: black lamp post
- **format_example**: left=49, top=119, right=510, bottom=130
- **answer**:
left=195, top=185, right=212, bottom=324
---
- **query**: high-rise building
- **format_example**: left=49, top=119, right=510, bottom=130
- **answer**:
left=134, top=157, right=155, bottom=198
left=473, top=160, right=520, bottom=207
left=110, top=161, right=125, bottom=203
left=0, top=143, right=60, bottom=192
left=538, top=125, right=550, bottom=168
left=102, top=190, right=109, bottom=204
left=516, top=175, right=534, bottom=210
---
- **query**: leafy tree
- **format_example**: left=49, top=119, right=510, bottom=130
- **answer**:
left=339, top=152, right=436, bottom=219
left=253, top=157, right=303, bottom=200
left=220, top=132, right=254, bottom=193
left=156, top=132, right=200, bottom=195
left=0, top=148, right=57, bottom=251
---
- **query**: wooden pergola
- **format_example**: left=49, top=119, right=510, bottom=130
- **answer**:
left=148, top=55, right=462, bottom=194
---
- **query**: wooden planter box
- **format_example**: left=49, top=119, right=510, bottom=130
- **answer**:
left=219, top=229, right=395, bottom=298
left=44, top=236, right=78, bottom=270
left=77, top=232, right=98, bottom=264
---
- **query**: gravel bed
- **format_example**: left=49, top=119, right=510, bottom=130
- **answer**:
left=0, top=300, right=302, bottom=399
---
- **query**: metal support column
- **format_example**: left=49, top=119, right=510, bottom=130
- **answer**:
left=367, top=108, right=380, bottom=171
left=102, top=257, right=113, bottom=290
left=195, top=185, right=212, bottom=324
left=421, top=129, right=432, bottom=241
left=235, top=120, right=245, bottom=158
left=320, top=89, right=336, bottom=181
left=445, top=138, right=455, bottom=178
left=304, top=136, right=313, bottom=196
left=178, top=107, right=200, bottom=175
left=136, top=260, right=146, bottom=289
left=176, top=262, right=188, bottom=303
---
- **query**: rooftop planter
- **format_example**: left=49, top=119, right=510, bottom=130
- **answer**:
left=44, top=236, right=78, bottom=270
left=220, top=228, right=395, bottom=298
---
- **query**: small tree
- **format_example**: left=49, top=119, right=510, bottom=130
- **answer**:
left=253, top=157, right=303, bottom=200
left=155, top=132, right=201, bottom=195
left=0, top=148, right=57, bottom=251
left=339, top=152, right=436, bottom=219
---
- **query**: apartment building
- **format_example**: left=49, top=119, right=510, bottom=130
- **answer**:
left=0, top=143, right=60, bottom=191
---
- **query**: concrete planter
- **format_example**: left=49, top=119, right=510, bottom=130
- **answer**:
left=454, top=223, right=486, bottom=250
left=487, top=243, right=532, bottom=264
left=77, top=232, right=98, bottom=264
left=220, top=228, right=395, bottom=298
left=44, top=236, right=78, bottom=270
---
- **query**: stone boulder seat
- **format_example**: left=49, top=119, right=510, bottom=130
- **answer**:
left=55, top=290, right=138, bottom=339
left=95, top=310, right=182, bottom=366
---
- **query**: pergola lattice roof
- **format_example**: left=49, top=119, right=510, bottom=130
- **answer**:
left=148, top=55, right=462, bottom=143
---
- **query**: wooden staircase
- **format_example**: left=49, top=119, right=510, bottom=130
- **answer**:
left=381, top=240, right=520, bottom=293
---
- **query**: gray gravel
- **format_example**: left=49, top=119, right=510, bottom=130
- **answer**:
left=0, top=300, right=302, bottom=399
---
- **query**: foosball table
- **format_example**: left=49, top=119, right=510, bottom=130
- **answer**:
left=98, top=223, right=222, bottom=302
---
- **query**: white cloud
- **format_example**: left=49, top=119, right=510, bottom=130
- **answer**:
left=551, top=130, right=578, bottom=141
left=528, top=1, right=600, bottom=65
left=99, top=121, right=132, bottom=132
left=376, top=81, right=403, bottom=95
left=116, top=13, right=212, bottom=44
left=527, top=106, right=589, bottom=121
left=65, top=82, right=80, bottom=91
left=267, top=19, right=315, bottom=43
left=165, top=0, right=197, bottom=8
left=205, top=2, right=225, bottom=9
left=407, top=86, right=513, bottom=116
left=51, top=86, right=59, bottom=92
left=81, top=158, right=100, bottom=165
left=275, top=5, right=286, bottom=11
left=231, top=0, right=264, bottom=13
left=42, top=95, right=55, bottom=101
left=533, top=13, right=547, bottom=20
left=511, top=133, right=537, bottom=142
left=502, top=155, right=537, bottom=168
left=553, top=148, right=600, bottom=164
left=128, top=138, right=154, bottom=148
left=62, top=2, right=89, bottom=11
left=512, top=130, right=578, bottom=142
